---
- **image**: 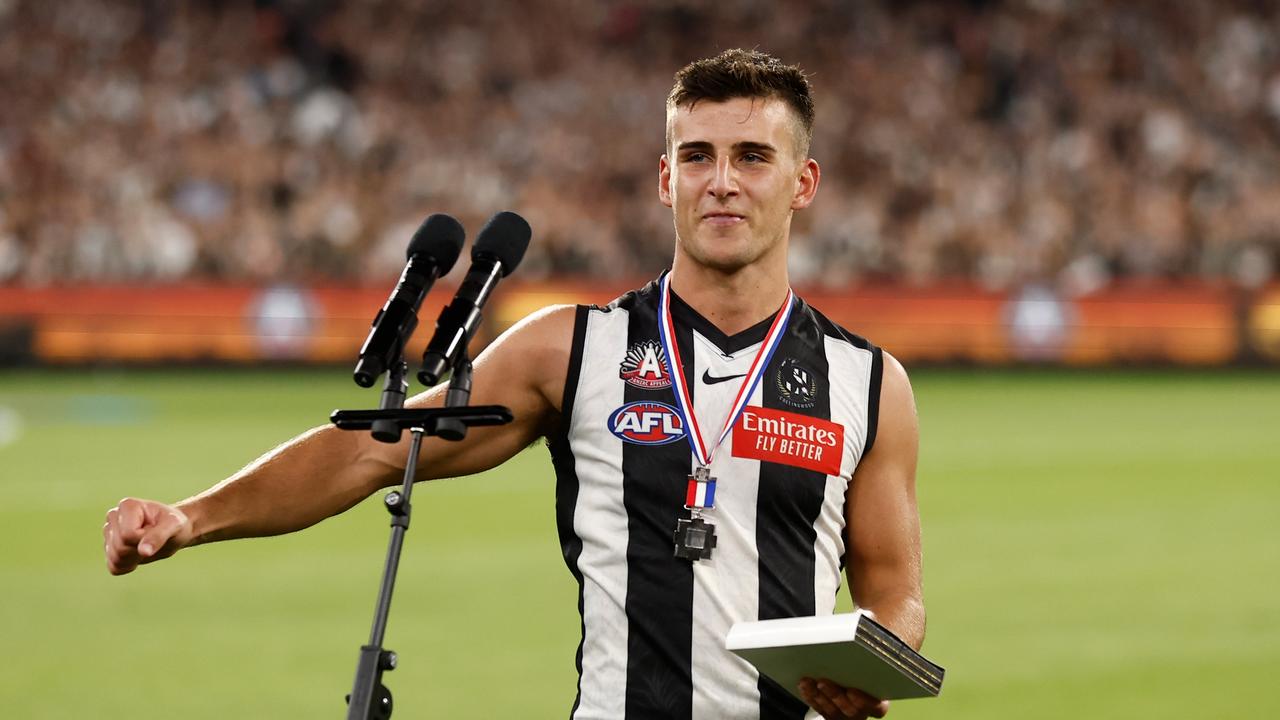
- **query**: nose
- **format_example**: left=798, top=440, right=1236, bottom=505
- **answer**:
left=708, top=156, right=739, bottom=199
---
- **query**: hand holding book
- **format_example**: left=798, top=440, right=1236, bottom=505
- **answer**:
left=726, top=610, right=945, bottom=708
left=797, top=677, right=889, bottom=719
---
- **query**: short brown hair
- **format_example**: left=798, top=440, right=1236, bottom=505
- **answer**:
left=666, top=49, right=815, bottom=155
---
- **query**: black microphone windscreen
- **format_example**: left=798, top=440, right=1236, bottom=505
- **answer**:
left=472, top=211, right=531, bottom=276
left=408, top=213, right=466, bottom=273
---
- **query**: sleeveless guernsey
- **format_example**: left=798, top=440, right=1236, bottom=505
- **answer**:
left=548, top=278, right=883, bottom=720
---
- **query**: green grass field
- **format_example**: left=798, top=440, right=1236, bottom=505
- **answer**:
left=1, top=367, right=1277, bottom=718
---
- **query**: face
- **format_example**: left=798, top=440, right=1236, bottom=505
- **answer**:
left=659, top=96, right=820, bottom=274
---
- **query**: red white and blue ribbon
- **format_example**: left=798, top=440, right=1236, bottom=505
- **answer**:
left=657, top=272, right=794, bottom=509
left=686, top=474, right=716, bottom=507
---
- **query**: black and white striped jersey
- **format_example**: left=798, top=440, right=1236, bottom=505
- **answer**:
left=548, top=278, right=883, bottom=720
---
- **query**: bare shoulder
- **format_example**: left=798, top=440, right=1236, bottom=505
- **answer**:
left=878, top=351, right=917, bottom=424
left=502, top=303, right=579, bottom=345
left=856, top=349, right=918, bottom=476
left=472, top=303, right=579, bottom=414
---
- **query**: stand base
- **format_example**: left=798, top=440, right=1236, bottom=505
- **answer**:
left=346, top=685, right=392, bottom=720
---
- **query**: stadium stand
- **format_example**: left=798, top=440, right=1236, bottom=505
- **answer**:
left=2, top=0, right=1277, bottom=291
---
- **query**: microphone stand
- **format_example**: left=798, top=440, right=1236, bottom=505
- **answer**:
left=332, top=349, right=511, bottom=720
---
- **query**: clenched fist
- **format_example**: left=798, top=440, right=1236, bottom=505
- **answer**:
left=103, top=498, right=194, bottom=575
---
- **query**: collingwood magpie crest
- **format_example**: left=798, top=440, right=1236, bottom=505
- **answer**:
left=775, top=357, right=818, bottom=409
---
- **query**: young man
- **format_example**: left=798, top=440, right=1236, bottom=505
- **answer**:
left=103, top=49, right=924, bottom=720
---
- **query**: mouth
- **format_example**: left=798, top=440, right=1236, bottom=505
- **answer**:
left=702, top=212, right=745, bottom=226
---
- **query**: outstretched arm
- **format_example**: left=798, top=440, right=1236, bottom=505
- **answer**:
left=800, top=351, right=924, bottom=719
left=103, top=304, right=576, bottom=575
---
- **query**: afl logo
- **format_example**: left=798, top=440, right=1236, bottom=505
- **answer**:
left=619, top=340, right=672, bottom=390
left=607, top=401, right=685, bottom=445
left=776, top=357, right=818, bottom=409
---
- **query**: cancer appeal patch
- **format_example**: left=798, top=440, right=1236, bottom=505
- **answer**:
left=608, top=401, right=686, bottom=445
left=731, top=405, right=844, bottom=476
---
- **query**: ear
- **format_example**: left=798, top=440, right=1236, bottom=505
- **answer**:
left=791, top=158, right=820, bottom=211
left=658, top=154, right=673, bottom=208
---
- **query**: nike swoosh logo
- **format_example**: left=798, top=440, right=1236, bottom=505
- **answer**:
left=702, top=370, right=748, bottom=385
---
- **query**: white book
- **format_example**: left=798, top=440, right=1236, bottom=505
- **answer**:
left=725, top=611, right=944, bottom=702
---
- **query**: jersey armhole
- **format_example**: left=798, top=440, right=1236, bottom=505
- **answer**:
left=557, top=305, right=591, bottom=436
left=863, top=345, right=884, bottom=457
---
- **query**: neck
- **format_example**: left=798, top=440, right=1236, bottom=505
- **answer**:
left=668, top=256, right=791, bottom=336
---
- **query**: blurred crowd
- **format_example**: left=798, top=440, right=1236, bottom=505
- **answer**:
left=1, top=0, right=1278, bottom=290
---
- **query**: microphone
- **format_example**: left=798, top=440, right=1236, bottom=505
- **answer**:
left=353, top=214, right=465, bottom=388
left=418, top=211, right=531, bottom=386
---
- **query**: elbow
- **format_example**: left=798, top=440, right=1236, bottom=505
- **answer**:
left=862, top=591, right=926, bottom=650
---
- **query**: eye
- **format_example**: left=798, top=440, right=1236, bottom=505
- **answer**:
left=685, top=152, right=711, bottom=163
left=741, top=153, right=765, bottom=163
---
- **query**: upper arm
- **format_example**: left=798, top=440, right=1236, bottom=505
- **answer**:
left=357, top=304, right=578, bottom=483
left=844, top=351, right=924, bottom=644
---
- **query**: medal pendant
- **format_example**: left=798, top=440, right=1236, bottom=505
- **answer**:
left=673, top=514, right=717, bottom=561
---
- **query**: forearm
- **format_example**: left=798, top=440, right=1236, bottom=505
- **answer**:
left=176, top=424, right=401, bottom=545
